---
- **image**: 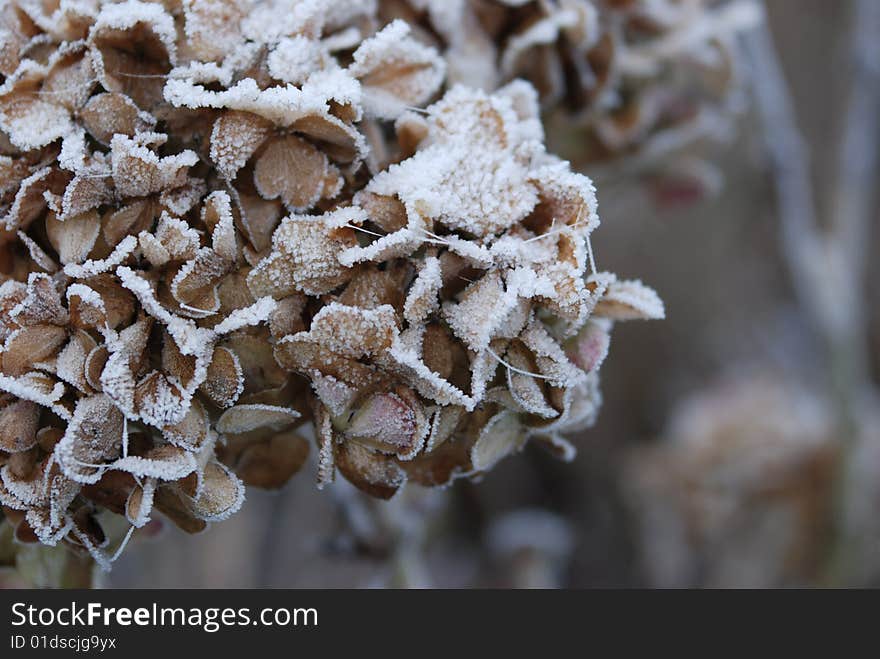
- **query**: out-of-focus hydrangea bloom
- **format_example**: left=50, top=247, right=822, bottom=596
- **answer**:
left=378, top=0, right=760, bottom=205
left=0, top=0, right=661, bottom=569
left=625, top=377, right=846, bottom=587
left=379, top=0, right=760, bottom=165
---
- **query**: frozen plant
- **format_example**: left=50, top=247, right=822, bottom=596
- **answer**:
left=0, top=0, right=661, bottom=576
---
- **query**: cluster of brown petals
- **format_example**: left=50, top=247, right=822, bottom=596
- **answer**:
left=0, top=0, right=661, bottom=568
left=380, top=0, right=760, bottom=167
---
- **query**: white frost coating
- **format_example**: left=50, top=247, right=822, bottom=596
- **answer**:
left=89, top=0, right=177, bottom=64
left=386, top=327, right=477, bottom=411
left=349, top=20, right=446, bottom=119
left=17, top=232, right=59, bottom=272
left=2, top=168, right=53, bottom=230
left=110, top=133, right=198, bottom=198
left=0, top=58, right=76, bottom=150
left=241, top=0, right=377, bottom=43
left=216, top=404, right=301, bottom=434
left=596, top=278, right=666, bottom=320
left=403, top=256, right=442, bottom=325
left=442, top=272, right=520, bottom=352
left=65, top=282, right=105, bottom=311
left=63, top=234, right=137, bottom=278
left=267, top=35, right=335, bottom=86
left=164, top=71, right=363, bottom=130
left=116, top=266, right=210, bottom=355
left=520, top=319, right=584, bottom=387
left=297, top=302, right=397, bottom=358
left=113, top=268, right=275, bottom=426
left=0, top=372, right=70, bottom=420
left=361, top=86, right=543, bottom=240
left=204, top=191, right=237, bottom=262
left=1, top=467, right=44, bottom=506
left=188, top=462, right=245, bottom=522
left=128, top=478, right=156, bottom=528
left=337, top=227, right=426, bottom=268
left=58, top=128, right=89, bottom=172
left=111, top=450, right=198, bottom=480
left=211, top=296, right=277, bottom=335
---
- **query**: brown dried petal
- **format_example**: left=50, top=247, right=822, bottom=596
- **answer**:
left=424, top=405, right=464, bottom=453
left=268, top=294, right=307, bottom=339
left=2, top=325, right=67, bottom=376
left=300, top=302, right=398, bottom=358
left=253, top=135, right=338, bottom=211
left=337, top=262, right=410, bottom=311
left=199, top=346, right=243, bottom=409
left=125, top=478, right=156, bottom=528
left=247, top=208, right=359, bottom=298
left=290, top=113, right=364, bottom=164
left=170, top=247, right=229, bottom=309
left=90, top=5, right=175, bottom=110
left=210, top=110, right=272, bottom=180
left=46, top=209, right=100, bottom=265
left=60, top=174, right=114, bottom=222
left=187, top=461, right=244, bottom=522
left=349, top=20, right=446, bottom=119
left=154, top=486, right=206, bottom=534
left=163, top=399, right=208, bottom=451
left=344, top=387, right=428, bottom=460
left=84, top=344, right=108, bottom=392
left=223, top=332, right=288, bottom=394
left=81, top=92, right=155, bottom=145
left=0, top=399, right=39, bottom=453
left=230, top=431, right=309, bottom=490
left=10, top=273, right=68, bottom=327
left=235, top=192, right=282, bottom=253
left=103, top=198, right=158, bottom=248
left=504, top=341, right=558, bottom=419
left=594, top=279, right=665, bottom=320
left=470, top=410, right=527, bottom=472
left=81, top=470, right=136, bottom=515
left=216, top=404, right=301, bottom=435
left=55, top=394, right=124, bottom=483
left=56, top=330, right=98, bottom=393
left=110, top=133, right=198, bottom=199
left=335, top=440, right=406, bottom=500
left=356, top=191, right=408, bottom=234
left=564, top=320, right=610, bottom=373
left=276, top=337, right=387, bottom=390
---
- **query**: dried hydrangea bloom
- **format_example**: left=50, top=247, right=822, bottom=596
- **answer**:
left=624, top=377, right=841, bottom=587
left=0, top=0, right=661, bottom=571
left=259, top=82, right=663, bottom=498
left=379, top=0, right=760, bottom=172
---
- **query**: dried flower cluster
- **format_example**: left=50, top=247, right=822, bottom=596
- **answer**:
left=381, top=0, right=760, bottom=171
left=624, top=377, right=841, bottom=587
left=0, top=0, right=662, bottom=569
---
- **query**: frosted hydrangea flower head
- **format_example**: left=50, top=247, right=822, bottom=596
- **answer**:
left=0, top=0, right=661, bottom=570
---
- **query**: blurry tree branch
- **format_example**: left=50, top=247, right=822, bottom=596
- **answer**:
left=744, top=0, right=880, bottom=584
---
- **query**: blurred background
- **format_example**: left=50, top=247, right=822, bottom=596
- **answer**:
left=96, top=0, right=879, bottom=588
